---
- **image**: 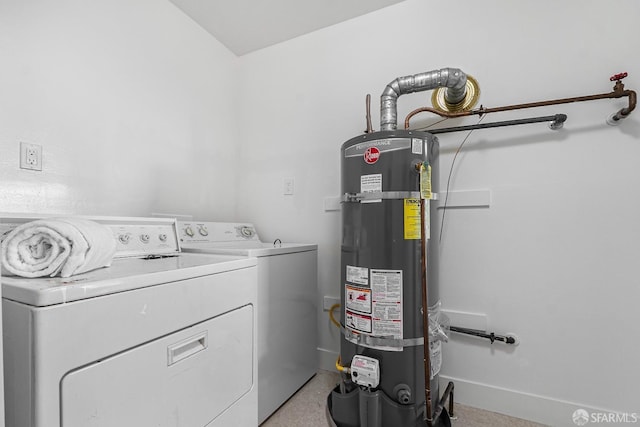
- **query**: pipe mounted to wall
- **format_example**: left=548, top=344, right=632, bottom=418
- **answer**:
left=418, top=179, right=433, bottom=424
left=426, top=114, right=568, bottom=134
left=403, top=72, right=636, bottom=129
left=365, top=94, right=374, bottom=133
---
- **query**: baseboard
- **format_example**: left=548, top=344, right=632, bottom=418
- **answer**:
left=439, top=375, right=630, bottom=427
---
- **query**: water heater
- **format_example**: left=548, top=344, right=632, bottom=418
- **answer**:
left=327, top=68, right=473, bottom=427
left=328, top=129, right=449, bottom=427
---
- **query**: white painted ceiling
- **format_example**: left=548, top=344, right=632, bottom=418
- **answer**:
left=169, top=0, right=407, bottom=56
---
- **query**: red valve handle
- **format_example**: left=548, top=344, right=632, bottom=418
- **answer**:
left=610, top=72, right=628, bottom=82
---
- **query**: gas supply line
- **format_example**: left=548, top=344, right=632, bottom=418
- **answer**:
left=329, top=303, right=350, bottom=373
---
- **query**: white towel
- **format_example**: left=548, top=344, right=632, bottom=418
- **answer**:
left=1, top=218, right=117, bottom=278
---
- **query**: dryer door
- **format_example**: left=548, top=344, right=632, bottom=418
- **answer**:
left=60, top=304, right=254, bottom=426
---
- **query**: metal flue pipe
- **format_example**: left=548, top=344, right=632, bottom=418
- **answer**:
left=381, top=68, right=468, bottom=131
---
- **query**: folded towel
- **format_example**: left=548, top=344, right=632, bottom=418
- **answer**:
left=1, top=217, right=117, bottom=278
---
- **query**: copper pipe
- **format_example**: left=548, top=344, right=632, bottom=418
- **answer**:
left=404, top=80, right=636, bottom=129
left=365, top=94, right=373, bottom=133
left=416, top=162, right=433, bottom=424
left=421, top=196, right=433, bottom=425
left=618, top=89, right=636, bottom=117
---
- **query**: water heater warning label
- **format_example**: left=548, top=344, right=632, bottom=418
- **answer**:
left=344, top=268, right=404, bottom=351
left=404, top=198, right=421, bottom=240
left=420, top=164, right=432, bottom=199
left=345, top=310, right=372, bottom=333
left=412, top=138, right=423, bottom=154
left=346, top=265, right=369, bottom=286
left=404, top=198, right=430, bottom=240
left=371, top=269, right=403, bottom=340
left=361, top=174, right=382, bottom=193
left=346, top=285, right=371, bottom=313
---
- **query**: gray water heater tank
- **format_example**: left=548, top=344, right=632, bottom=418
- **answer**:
left=328, top=129, right=449, bottom=427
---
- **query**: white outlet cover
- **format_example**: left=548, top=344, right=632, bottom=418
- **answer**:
left=20, top=142, right=42, bottom=171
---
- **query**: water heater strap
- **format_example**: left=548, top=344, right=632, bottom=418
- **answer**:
left=343, top=191, right=438, bottom=203
left=343, top=327, right=424, bottom=349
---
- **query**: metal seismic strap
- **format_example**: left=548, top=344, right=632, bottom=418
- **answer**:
left=342, top=327, right=424, bottom=349
left=342, top=191, right=438, bottom=203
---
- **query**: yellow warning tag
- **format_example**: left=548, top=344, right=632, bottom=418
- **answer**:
left=420, top=163, right=432, bottom=199
left=403, top=198, right=421, bottom=240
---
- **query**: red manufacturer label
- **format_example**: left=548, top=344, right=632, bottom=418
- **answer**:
left=364, top=147, right=380, bottom=164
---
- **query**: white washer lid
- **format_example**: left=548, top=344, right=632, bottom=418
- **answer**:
left=178, top=221, right=316, bottom=256
left=181, top=242, right=317, bottom=257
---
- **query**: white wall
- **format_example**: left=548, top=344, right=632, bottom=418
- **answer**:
left=0, top=0, right=239, bottom=219
left=2, top=1, right=639, bottom=425
left=236, top=1, right=640, bottom=425
left=0, top=249, right=4, bottom=425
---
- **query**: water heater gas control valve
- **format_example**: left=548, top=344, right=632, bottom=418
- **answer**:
left=350, top=355, right=380, bottom=388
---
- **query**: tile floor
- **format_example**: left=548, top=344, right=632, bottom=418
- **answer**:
left=261, top=370, right=548, bottom=427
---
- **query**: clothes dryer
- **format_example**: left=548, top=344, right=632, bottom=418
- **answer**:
left=1, top=216, right=258, bottom=427
left=178, top=221, right=318, bottom=425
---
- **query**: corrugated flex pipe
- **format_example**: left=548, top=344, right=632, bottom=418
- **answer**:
left=380, top=68, right=468, bottom=130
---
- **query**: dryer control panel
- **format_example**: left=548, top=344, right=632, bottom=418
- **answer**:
left=0, top=215, right=180, bottom=258
left=109, top=219, right=179, bottom=258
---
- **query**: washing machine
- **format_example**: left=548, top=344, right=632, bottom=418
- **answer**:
left=178, top=221, right=318, bottom=424
left=1, top=215, right=258, bottom=427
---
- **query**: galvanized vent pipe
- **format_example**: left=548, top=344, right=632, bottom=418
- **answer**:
left=380, top=68, right=468, bottom=130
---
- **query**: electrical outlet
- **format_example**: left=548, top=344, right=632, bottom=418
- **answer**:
left=20, top=142, right=42, bottom=171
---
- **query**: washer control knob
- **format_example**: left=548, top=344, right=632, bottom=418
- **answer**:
left=240, top=227, right=254, bottom=238
left=185, top=226, right=195, bottom=237
left=158, top=234, right=168, bottom=242
left=140, top=234, right=150, bottom=243
left=198, top=225, right=208, bottom=236
left=118, top=234, right=131, bottom=244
